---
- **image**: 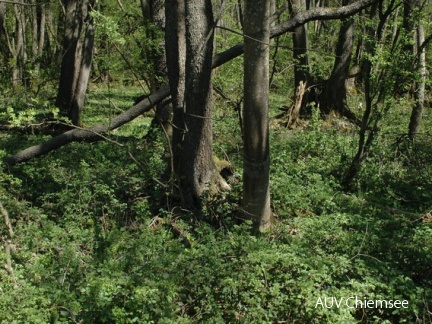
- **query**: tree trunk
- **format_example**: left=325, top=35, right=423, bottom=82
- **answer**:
left=166, top=0, right=216, bottom=211
left=0, top=3, right=5, bottom=40
left=37, top=2, right=46, bottom=58
left=55, top=0, right=85, bottom=121
left=141, top=0, right=172, bottom=138
left=408, top=22, right=426, bottom=138
left=70, top=4, right=95, bottom=126
left=342, top=1, right=379, bottom=188
left=242, top=0, right=274, bottom=230
left=289, top=0, right=310, bottom=114
left=11, top=4, right=26, bottom=88
left=320, top=0, right=357, bottom=121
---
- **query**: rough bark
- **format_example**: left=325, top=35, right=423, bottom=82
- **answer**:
left=55, top=0, right=85, bottom=121
left=408, top=23, right=426, bottom=138
left=242, top=0, right=274, bottom=230
left=166, top=0, right=215, bottom=211
left=11, top=3, right=26, bottom=87
left=70, top=6, right=95, bottom=126
left=320, top=0, right=358, bottom=121
left=37, top=1, right=46, bottom=58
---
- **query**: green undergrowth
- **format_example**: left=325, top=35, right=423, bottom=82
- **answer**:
left=0, top=90, right=431, bottom=323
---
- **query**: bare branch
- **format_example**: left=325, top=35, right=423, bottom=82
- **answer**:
left=4, top=85, right=170, bottom=166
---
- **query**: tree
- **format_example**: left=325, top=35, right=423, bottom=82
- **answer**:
left=139, top=0, right=172, bottom=138
left=242, top=0, right=275, bottom=230
left=406, top=0, right=427, bottom=138
left=5, top=0, right=378, bottom=166
left=165, top=0, right=216, bottom=211
left=319, top=0, right=358, bottom=122
left=0, top=2, right=4, bottom=41
left=289, top=0, right=310, bottom=116
left=70, top=6, right=95, bottom=126
left=56, top=0, right=96, bottom=126
left=408, top=22, right=426, bottom=138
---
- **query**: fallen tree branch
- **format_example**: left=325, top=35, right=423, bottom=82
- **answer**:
left=5, top=0, right=376, bottom=166
left=5, top=85, right=170, bottom=166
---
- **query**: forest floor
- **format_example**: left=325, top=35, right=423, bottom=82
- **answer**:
left=1, top=84, right=431, bottom=323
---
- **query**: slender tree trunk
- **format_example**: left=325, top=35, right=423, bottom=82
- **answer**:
left=0, top=3, right=5, bottom=41
left=166, top=0, right=216, bottom=211
left=343, top=2, right=380, bottom=188
left=31, top=0, right=38, bottom=58
left=408, top=22, right=426, bottom=138
left=242, top=0, right=274, bottom=230
left=141, top=0, right=172, bottom=138
left=289, top=0, right=310, bottom=114
left=37, top=2, right=46, bottom=58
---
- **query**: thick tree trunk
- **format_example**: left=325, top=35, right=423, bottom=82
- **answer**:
left=55, top=0, right=84, bottom=120
left=70, top=9, right=95, bottom=126
left=56, top=0, right=95, bottom=126
left=320, top=0, right=357, bottom=121
left=165, top=0, right=215, bottom=211
left=242, top=0, right=274, bottom=230
left=408, top=23, right=426, bottom=138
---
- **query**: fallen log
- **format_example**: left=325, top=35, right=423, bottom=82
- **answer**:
left=4, top=85, right=170, bottom=166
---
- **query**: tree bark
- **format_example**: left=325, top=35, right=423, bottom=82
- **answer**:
left=408, top=22, right=426, bottom=138
left=166, top=0, right=215, bottom=211
left=11, top=3, right=26, bottom=88
left=37, top=1, right=46, bottom=58
left=0, top=2, right=5, bottom=40
left=142, top=0, right=172, bottom=138
left=242, top=0, right=274, bottom=230
left=342, top=2, right=379, bottom=188
left=320, top=0, right=358, bottom=121
left=289, top=0, right=310, bottom=114
left=70, top=4, right=95, bottom=126
left=55, top=0, right=85, bottom=122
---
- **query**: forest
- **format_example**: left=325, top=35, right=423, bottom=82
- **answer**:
left=0, top=0, right=431, bottom=322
